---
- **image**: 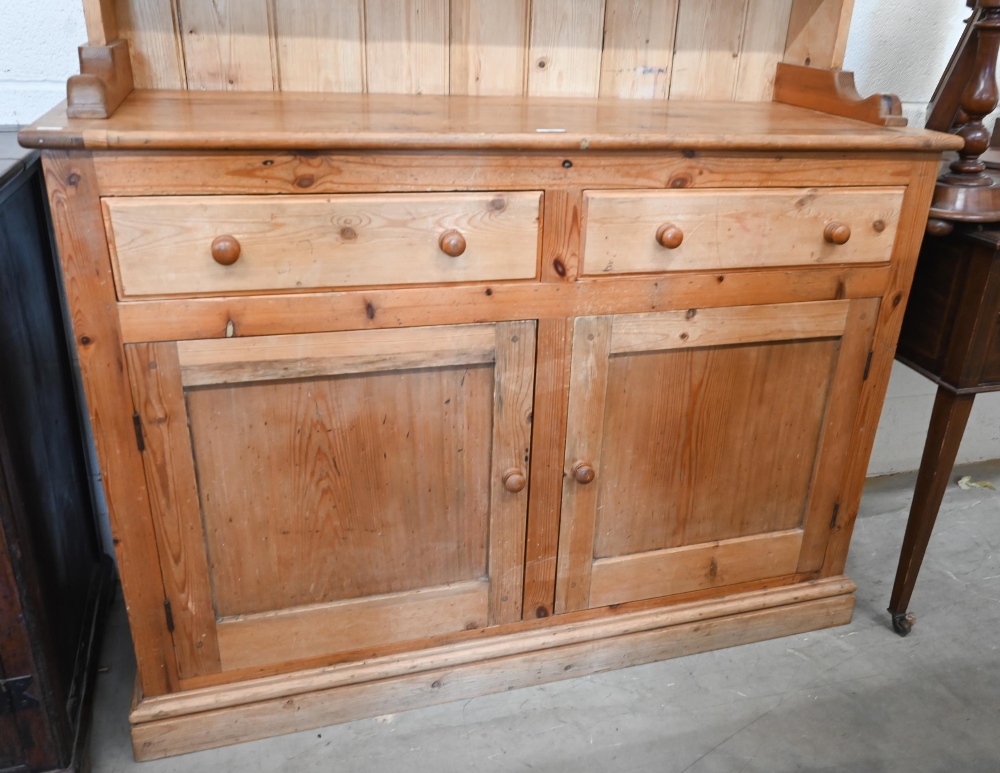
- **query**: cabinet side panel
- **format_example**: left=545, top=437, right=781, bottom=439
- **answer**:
left=896, top=239, right=972, bottom=375
left=797, top=298, right=878, bottom=572
left=822, top=159, right=941, bottom=576
left=42, top=152, right=176, bottom=696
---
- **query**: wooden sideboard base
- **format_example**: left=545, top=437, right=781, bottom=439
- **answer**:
left=25, top=98, right=949, bottom=760
left=129, top=578, right=855, bottom=760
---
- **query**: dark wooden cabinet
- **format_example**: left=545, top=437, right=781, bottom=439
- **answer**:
left=0, top=135, right=112, bottom=773
left=891, top=223, right=1000, bottom=633
left=888, top=0, right=1000, bottom=636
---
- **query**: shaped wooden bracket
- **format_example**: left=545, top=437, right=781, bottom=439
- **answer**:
left=772, top=63, right=907, bottom=127
left=67, top=39, right=134, bottom=119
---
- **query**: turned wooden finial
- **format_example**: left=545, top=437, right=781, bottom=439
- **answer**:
left=943, top=3, right=1000, bottom=185
left=928, top=0, right=1000, bottom=232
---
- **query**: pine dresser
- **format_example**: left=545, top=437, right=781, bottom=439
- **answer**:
left=18, top=0, right=961, bottom=760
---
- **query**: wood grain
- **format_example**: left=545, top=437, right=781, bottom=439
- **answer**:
left=175, top=324, right=497, bottom=386
left=216, top=581, right=488, bottom=671
left=116, top=0, right=185, bottom=89
left=582, top=187, right=905, bottom=275
left=608, top=300, right=850, bottom=354
left=132, top=592, right=855, bottom=759
left=598, top=0, right=679, bottom=100
left=186, top=360, right=493, bottom=617
left=36, top=6, right=956, bottom=751
left=449, top=0, right=529, bottom=96
left=554, top=316, right=612, bottom=614
left=589, top=530, right=804, bottom=607
left=272, top=0, right=364, bottom=92
left=115, top=267, right=892, bottom=345
left=784, top=0, right=855, bottom=69
left=21, top=94, right=961, bottom=153
left=167, top=573, right=836, bottom=689
left=83, top=0, right=119, bottom=45
left=67, top=39, right=136, bottom=120
left=90, top=151, right=921, bottom=197
left=797, top=298, right=878, bottom=572
left=365, top=0, right=449, bottom=95
left=125, top=343, right=221, bottom=679
left=670, top=0, right=749, bottom=100
left=594, top=336, right=840, bottom=556
left=822, top=159, right=943, bottom=576
left=176, top=0, right=274, bottom=91
left=527, top=0, right=606, bottom=98
left=133, top=576, right=855, bottom=721
left=487, top=321, right=536, bottom=624
left=735, top=0, right=794, bottom=102
left=103, top=192, right=541, bottom=297
left=773, top=64, right=907, bottom=128
left=41, top=152, right=176, bottom=697
left=522, top=318, right=573, bottom=619
left=540, top=187, right=582, bottom=282
left=103, top=0, right=860, bottom=101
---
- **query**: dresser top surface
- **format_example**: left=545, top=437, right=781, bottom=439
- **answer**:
left=19, top=91, right=960, bottom=154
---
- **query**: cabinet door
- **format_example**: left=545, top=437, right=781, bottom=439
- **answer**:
left=555, top=300, right=877, bottom=614
left=125, top=322, right=535, bottom=679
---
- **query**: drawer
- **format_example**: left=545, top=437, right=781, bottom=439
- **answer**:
left=582, top=187, right=905, bottom=275
left=104, top=192, right=542, bottom=297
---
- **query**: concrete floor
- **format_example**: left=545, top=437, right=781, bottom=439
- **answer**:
left=88, top=462, right=1000, bottom=772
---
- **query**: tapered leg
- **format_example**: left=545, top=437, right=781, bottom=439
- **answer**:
left=888, top=387, right=975, bottom=635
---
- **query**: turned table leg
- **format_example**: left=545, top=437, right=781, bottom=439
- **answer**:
left=888, top=386, right=975, bottom=636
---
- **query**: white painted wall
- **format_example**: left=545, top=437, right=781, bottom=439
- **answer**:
left=0, top=0, right=85, bottom=126
left=0, top=0, right=996, bottom=475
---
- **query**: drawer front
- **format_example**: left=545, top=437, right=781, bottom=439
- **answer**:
left=582, top=187, right=904, bottom=275
left=104, top=192, right=542, bottom=297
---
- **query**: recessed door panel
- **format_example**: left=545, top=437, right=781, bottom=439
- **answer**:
left=594, top=338, right=839, bottom=558
left=556, top=300, right=877, bottom=613
left=126, top=321, right=536, bottom=678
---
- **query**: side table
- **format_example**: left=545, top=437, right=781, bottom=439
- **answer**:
left=891, top=222, right=1000, bottom=635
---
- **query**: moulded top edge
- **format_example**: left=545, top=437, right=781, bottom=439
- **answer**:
left=18, top=91, right=963, bottom=154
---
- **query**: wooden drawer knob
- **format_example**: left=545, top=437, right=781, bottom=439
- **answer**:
left=572, top=461, right=596, bottom=485
left=211, top=235, right=242, bottom=265
left=439, top=230, right=467, bottom=257
left=824, top=222, right=851, bottom=245
left=502, top=468, right=527, bottom=493
left=656, top=224, right=684, bottom=249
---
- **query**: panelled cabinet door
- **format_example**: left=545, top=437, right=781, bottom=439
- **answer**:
left=555, top=300, right=878, bottom=614
left=125, top=322, right=536, bottom=679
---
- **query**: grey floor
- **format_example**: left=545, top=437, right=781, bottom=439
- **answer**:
left=89, top=462, right=1000, bottom=772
